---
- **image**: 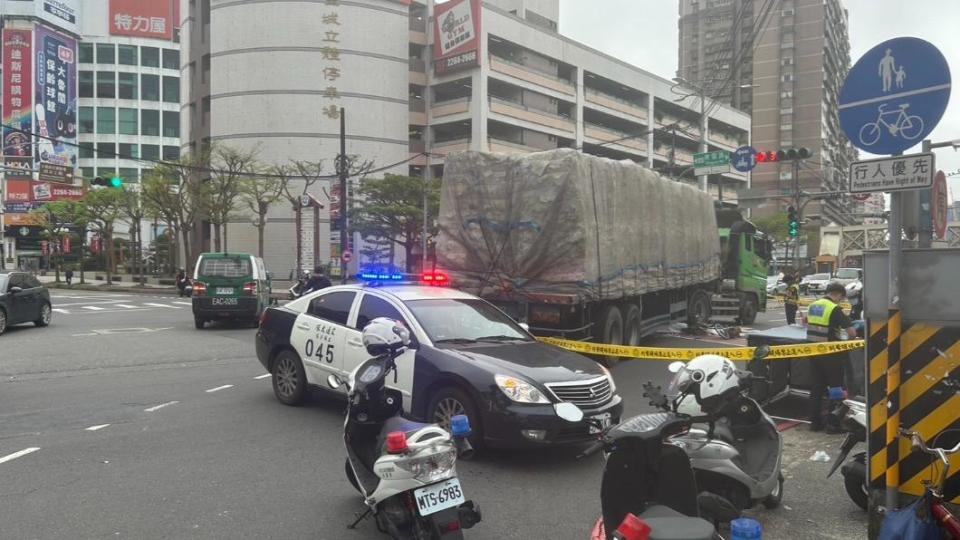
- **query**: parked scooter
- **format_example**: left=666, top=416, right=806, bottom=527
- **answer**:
left=177, top=276, right=192, bottom=297
left=652, top=346, right=784, bottom=524
left=328, top=318, right=481, bottom=539
left=288, top=272, right=309, bottom=299
left=827, top=399, right=868, bottom=510
left=567, top=395, right=718, bottom=539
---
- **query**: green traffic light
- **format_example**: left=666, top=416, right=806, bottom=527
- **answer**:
left=110, top=176, right=123, bottom=188
left=789, top=221, right=799, bottom=237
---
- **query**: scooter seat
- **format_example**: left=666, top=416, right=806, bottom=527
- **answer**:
left=381, top=415, right=434, bottom=436
left=637, top=505, right=716, bottom=540
left=637, top=505, right=715, bottom=540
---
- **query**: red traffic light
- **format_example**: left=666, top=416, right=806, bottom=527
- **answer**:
left=756, top=151, right=778, bottom=163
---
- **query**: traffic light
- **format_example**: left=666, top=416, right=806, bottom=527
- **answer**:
left=787, top=206, right=800, bottom=238
left=91, top=176, right=123, bottom=188
left=756, top=150, right=779, bottom=163
left=754, top=148, right=812, bottom=163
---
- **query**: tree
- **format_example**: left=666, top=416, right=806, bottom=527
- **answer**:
left=239, top=164, right=290, bottom=258
left=82, top=188, right=125, bottom=284
left=141, top=151, right=209, bottom=272
left=121, top=189, right=148, bottom=285
left=351, top=174, right=440, bottom=273
left=753, top=211, right=803, bottom=268
left=206, top=145, right=258, bottom=252
left=31, top=200, right=82, bottom=282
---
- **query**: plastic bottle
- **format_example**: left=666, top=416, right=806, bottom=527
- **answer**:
left=730, top=517, right=762, bottom=540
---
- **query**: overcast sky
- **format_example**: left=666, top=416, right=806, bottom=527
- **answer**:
left=559, top=0, right=960, bottom=200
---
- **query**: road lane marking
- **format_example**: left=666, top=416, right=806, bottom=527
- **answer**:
left=144, top=401, right=179, bottom=412
left=86, top=424, right=111, bottom=431
left=0, top=447, right=40, bottom=465
left=206, top=385, right=234, bottom=393
left=174, top=301, right=192, bottom=306
left=144, top=303, right=179, bottom=308
left=117, top=304, right=137, bottom=309
left=83, top=306, right=106, bottom=311
left=52, top=308, right=70, bottom=314
left=254, top=373, right=271, bottom=380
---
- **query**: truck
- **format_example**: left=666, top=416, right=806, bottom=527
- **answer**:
left=436, top=149, right=770, bottom=361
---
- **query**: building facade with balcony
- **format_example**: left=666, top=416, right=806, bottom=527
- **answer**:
left=182, top=0, right=749, bottom=274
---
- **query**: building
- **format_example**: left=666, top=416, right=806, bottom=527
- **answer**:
left=678, top=0, right=858, bottom=231
left=75, top=0, right=181, bottom=189
left=183, top=0, right=751, bottom=276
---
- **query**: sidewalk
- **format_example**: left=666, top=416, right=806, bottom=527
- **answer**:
left=36, top=274, right=179, bottom=295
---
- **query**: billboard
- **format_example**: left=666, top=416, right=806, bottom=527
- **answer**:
left=34, top=25, right=78, bottom=184
left=2, top=28, right=34, bottom=180
left=433, top=0, right=481, bottom=75
left=1, top=1, right=80, bottom=36
left=109, top=0, right=176, bottom=40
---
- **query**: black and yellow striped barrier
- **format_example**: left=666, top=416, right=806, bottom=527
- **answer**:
left=867, top=320, right=960, bottom=504
left=537, top=336, right=864, bottom=362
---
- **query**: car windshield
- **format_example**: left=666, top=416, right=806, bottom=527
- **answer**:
left=199, top=257, right=251, bottom=278
left=406, top=298, right=531, bottom=344
left=835, top=269, right=860, bottom=279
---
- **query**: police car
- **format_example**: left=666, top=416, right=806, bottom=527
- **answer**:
left=255, top=272, right=623, bottom=447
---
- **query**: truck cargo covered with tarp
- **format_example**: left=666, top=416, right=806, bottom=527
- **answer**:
left=437, top=149, right=721, bottom=302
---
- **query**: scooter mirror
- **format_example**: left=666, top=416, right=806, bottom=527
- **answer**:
left=518, top=322, right=530, bottom=332
left=554, top=402, right=584, bottom=423
left=327, top=374, right=343, bottom=389
left=753, top=345, right=771, bottom=360
left=668, top=361, right=685, bottom=374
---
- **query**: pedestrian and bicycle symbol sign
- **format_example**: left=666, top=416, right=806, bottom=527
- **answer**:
left=731, top=146, right=758, bottom=173
left=839, top=37, right=951, bottom=155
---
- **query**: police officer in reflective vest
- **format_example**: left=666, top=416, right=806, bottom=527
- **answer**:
left=805, top=281, right=857, bottom=432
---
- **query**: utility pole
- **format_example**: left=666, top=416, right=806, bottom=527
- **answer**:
left=337, top=108, right=348, bottom=284
left=697, top=92, right=708, bottom=192
left=793, top=158, right=802, bottom=266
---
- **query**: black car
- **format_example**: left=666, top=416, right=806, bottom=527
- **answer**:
left=0, top=271, right=53, bottom=335
left=255, top=283, right=623, bottom=448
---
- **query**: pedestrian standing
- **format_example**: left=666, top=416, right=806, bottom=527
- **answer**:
left=805, top=281, right=857, bottom=433
left=784, top=275, right=799, bottom=325
left=65, top=267, right=74, bottom=287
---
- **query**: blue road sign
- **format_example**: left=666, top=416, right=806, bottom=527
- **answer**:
left=731, top=146, right=757, bottom=172
left=839, top=37, right=951, bottom=155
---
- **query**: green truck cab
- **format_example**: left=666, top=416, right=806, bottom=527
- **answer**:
left=191, top=252, right=272, bottom=329
left=716, top=209, right=772, bottom=324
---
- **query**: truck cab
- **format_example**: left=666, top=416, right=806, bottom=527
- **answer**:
left=715, top=210, right=772, bottom=325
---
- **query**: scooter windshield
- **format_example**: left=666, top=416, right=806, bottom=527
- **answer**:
left=667, top=365, right=698, bottom=396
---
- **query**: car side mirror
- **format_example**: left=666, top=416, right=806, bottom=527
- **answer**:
left=327, top=374, right=343, bottom=389
left=8, top=286, right=23, bottom=294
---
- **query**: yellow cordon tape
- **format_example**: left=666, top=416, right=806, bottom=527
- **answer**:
left=772, top=296, right=852, bottom=310
left=538, top=336, right=864, bottom=362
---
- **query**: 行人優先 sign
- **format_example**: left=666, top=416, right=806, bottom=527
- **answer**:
left=849, top=153, right=935, bottom=193
left=839, top=37, right=951, bottom=155
left=694, top=151, right=731, bottom=175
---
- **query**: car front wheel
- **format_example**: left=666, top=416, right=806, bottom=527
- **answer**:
left=428, top=387, right=482, bottom=448
left=0, top=308, right=7, bottom=335
left=272, top=349, right=307, bottom=405
left=35, top=303, right=52, bottom=327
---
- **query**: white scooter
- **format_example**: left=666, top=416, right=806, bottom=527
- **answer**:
left=650, top=346, right=784, bottom=524
left=827, top=399, right=868, bottom=510
left=328, top=318, right=481, bottom=539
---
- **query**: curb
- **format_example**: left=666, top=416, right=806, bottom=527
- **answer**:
left=45, top=283, right=180, bottom=296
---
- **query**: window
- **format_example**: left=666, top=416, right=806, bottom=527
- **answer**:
left=97, top=141, right=116, bottom=158
left=118, top=72, right=137, bottom=99
left=355, top=295, right=407, bottom=330
left=162, top=111, right=179, bottom=138
left=79, top=43, right=93, bottom=63
left=141, top=110, right=160, bottom=136
left=80, top=167, right=94, bottom=181
left=141, top=74, right=160, bottom=101
left=141, top=144, right=160, bottom=160
left=119, top=143, right=138, bottom=159
left=118, top=45, right=137, bottom=65
left=118, top=168, right=139, bottom=183
left=308, top=292, right=356, bottom=325
left=141, top=46, right=160, bottom=67
left=97, top=107, right=116, bottom=134
left=162, top=49, right=180, bottom=69
left=201, top=54, right=210, bottom=83
left=162, top=76, right=179, bottom=103
left=79, top=106, right=94, bottom=134
left=163, top=146, right=180, bottom=160
left=97, top=71, right=116, bottom=98
left=79, top=71, right=94, bottom=97
left=202, top=96, right=211, bottom=113
left=199, top=257, right=252, bottom=278
left=119, top=108, right=138, bottom=135
left=79, top=143, right=94, bottom=158
left=97, top=43, right=115, bottom=64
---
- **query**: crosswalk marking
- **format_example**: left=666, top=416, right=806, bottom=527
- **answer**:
left=116, top=304, right=137, bottom=309
left=52, top=308, right=70, bottom=314
left=83, top=306, right=105, bottom=311
left=143, top=302, right=179, bottom=308
left=173, top=301, right=192, bottom=306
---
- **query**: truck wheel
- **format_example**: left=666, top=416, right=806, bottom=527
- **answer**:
left=739, top=295, right=758, bottom=325
left=622, top=303, right=642, bottom=347
left=687, top=291, right=711, bottom=326
left=597, top=305, right=623, bottom=367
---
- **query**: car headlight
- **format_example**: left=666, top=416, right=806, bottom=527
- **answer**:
left=395, top=447, right=457, bottom=483
left=599, top=365, right=617, bottom=393
left=495, top=374, right=550, bottom=403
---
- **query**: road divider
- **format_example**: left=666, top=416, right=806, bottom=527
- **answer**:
left=538, top=336, right=864, bottom=361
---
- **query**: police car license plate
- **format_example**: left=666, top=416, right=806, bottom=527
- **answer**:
left=589, top=413, right=612, bottom=434
left=413, top=478, right=465, bottom=516
left=216, top=287, right=234, bottom=295
left=211, top=297, right=238, bottom=306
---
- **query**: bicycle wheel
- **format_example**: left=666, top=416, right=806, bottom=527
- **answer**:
left=859, top=122, right=881, bottom=146
left=900, top=115, right=925, bottom=140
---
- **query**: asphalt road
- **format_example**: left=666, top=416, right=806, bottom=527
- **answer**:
left=0, top=292, right=866, bottom=539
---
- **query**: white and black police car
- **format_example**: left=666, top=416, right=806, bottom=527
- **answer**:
left=255, top=271, right=623, bottom=447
